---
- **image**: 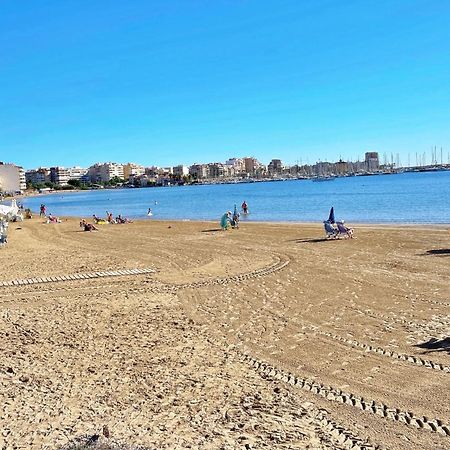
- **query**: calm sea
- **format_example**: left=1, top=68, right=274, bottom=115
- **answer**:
left=22, top=171, right=450, bottom=224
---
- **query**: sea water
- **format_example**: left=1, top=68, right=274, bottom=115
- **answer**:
left=22, top=171, right=450, bottom=224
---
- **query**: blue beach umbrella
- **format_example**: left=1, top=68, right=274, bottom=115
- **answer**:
left=328, top=206, right=335, bottom=224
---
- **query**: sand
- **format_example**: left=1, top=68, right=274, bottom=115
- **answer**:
left=0, top=218, right=449, bottom=449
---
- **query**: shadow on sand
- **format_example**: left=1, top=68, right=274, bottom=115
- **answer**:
left=289, top=238, right=336, bottom=243
left=201, top=228, right=223, bottom=233
left=414, top=337, right=450, bottom=356
left=425, top=249, right=450, bottom=256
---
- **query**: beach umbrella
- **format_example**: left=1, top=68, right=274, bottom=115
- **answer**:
left=328, top=206, right=335, bottom=224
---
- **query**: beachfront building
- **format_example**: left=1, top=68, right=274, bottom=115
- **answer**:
left=225, top=158, right=245, bottom=175
left=18, top=167, right=26, bottom=191
left=68, top=166, right=88, bottom=182
left=334, top=159, right=350, bottom=176
left=123, top=163, right=145, bottom=180
left=0, top=162, right=25, bottom=194
left=243, top=157, right=264, bottom=176
left=268, top=159, right=283, bottom=175
left=189, top=164, right=209, bottom=180
left=207, top=162, right=226, bottom=178
left=87, top=162, right=124, bottom=183
left=50, top=167, right=70, bottom=186
left=365, top=152, right=380, bottom=172
left=172, top=165, right=189, bottom=178
left=25, top=167, right=51, bottom=185
left=129, top=173, right=153, bottom=187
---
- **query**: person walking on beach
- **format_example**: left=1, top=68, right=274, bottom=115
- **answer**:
left=40, top=204, right=46, bottom=217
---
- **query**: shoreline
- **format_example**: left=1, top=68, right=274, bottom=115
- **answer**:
left=23, top=215, right=450, bottom=230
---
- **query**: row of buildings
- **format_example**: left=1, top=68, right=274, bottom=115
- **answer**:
left=24, top=157, right=267, bottom=187
left=2, top=153, right=382, bottom=193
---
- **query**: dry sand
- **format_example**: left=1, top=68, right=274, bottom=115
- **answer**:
left=0, top=218, right=449, bottom=449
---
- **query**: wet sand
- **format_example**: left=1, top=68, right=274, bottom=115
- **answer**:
left=0, top=218, right=449, bottom=449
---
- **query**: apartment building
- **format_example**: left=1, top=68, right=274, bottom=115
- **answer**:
left=0, top=162, right=25, bottom=194
left=87, top=162, right=124, bottom=183
left=50, top=167, right=70, bottom=186
left=123, top=162, right=145, bottom=180
left=172, top=165, right=189, bottom=178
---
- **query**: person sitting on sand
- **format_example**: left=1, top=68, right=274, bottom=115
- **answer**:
left=106, top=211, right=115, bottom=224
left=92, top=214, right=101, bottom=224
left=46, top=214, right=61, bottom=224
left=80, top=219, right=98, bottom=231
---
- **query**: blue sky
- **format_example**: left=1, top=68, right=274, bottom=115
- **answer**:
left=1, top=0, right=450, bottom=169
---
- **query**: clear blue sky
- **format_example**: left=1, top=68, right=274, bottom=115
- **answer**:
left=2, top=0, right=450, bottom=169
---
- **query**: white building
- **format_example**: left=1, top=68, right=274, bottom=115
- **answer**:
left=50, top=167, right=70, bottom=186
left=68, top=166, right=88, bottom=181
left=225, top=158, right=245, bottom=174
left=87, top=162, right=124, bottom=183
left=0, top=163, right=24, bottom=194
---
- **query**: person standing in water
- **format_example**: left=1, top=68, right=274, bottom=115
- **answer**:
left=40, top=204, right=46, bottom=217
left=241, top=200, right=248, bottom=214
left=147, top=208, right=153, bottom=216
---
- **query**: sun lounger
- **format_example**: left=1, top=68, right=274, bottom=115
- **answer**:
left=337, top=221, right=353, bottom=239
left=323, top=221, right=337, bottom=239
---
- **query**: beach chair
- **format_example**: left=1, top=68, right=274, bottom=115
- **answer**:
left=337, top=221, right=353, bottom=239
left=323, top=221, right=337, bottom=239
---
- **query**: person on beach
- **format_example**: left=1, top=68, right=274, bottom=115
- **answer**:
left=40, top=204, right=46, bottom=217
left=147, top=208, right=153, bottom=216
left=80, top=219, right=98, bottom=231
left=46, top=214, right=61, bottom=224
left=231, top=209, right=240, bottom=228
left=241, top=201, right=248, bottom=214
left=106, top=211, right=115, bottom=224
left=220, top=211, right=231, bottom=230
left=92, top=214, right=101, bottom=224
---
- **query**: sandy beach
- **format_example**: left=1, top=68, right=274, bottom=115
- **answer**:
left=0, top=218, right=449, bottom=449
